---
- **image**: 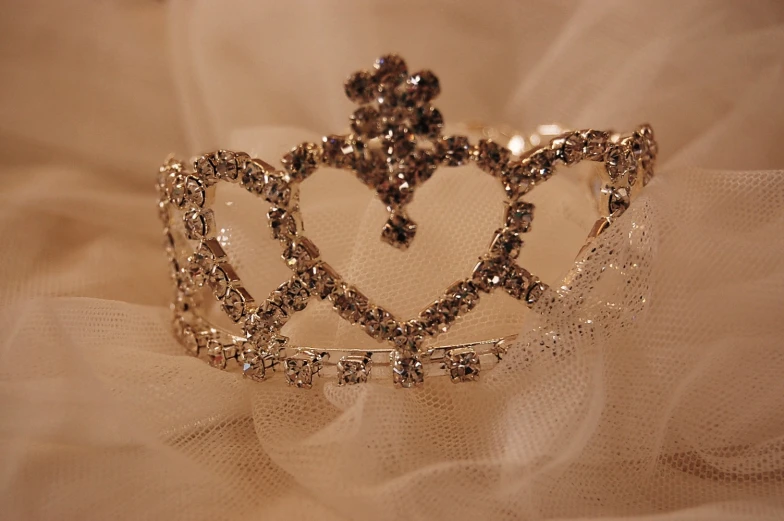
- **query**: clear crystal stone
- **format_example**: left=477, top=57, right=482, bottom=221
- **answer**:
left=350, top=106, right=381, bottom=139
left=354, top=148, right=387, bottom=187
left=490, top=228, right=523, bottom=259
left=583, top=130, right=610, bottom=161
left=214, top=150, right=238, bottom=181
left=527, top=149, right=555, bottom=181
left=260, top=172, right=291, bottom=207
left=322, top=135, right=366, bottom=169
left=410, top=106, right=443, bottom=138
left=274, top=278, right=311, bottom=314
left=243, top=312, right=275, bottom=346
left=267, top=207, right=297, bottom=240
left=501, top=162, right=534, bottom=199
left=337, top=355, right=372, bottom=385
left=209, top=264, right=230, bottom=297
left=503, top=264, right=534, bottom=300
left=186, top=250, right=213, bottom=287
left=608, top=186, right=631, bottom=214
left=282, top=237, right=319, bottom=270
left=525, top=281, right=548, bottom=307
left=184, top=176, right=206, bottom=207
left=474, top=139, right=511, bottom=177
left=206, top=339, right=227, bottom=369
left=281, top=142, right=320, bottom=182
left=302, top=262, right=340, bottom=300
left=421, top=298, right=458, bottom=334
left=559, top=132, right=586, bottom=165
left=179, top=324, right=199, bottom=356
left=445, top=347, right=481, bottom=382
left=388, top=321, right=424, bottom=352
left=605, top=144, right=635, bottom=181
left=398, top=149, right=436, bottom=184
left=344, top=70, right=377, bottom=104
left=240, top=349, right=267, bottom=382
left=436, top=135, right=471, bottom=166
left=378, top=173, right=414, bottom=208
left=363, top=307, right=392, bottom=340
left=223, top=287, right=247, bottom=322
left=241, top=159, right=266, bottom=194
left=381, top=212, right=417, bottom=249
left=391, top=351, right=424, bottom=388
left=380, top=125, right=416, bottom=158
left=195, top=156, right=217, bottom=184
left=472, top=257, right=506, bottom=292
left=446, top=280, right=480, bottom=314
left=285, top=356, right=315, bottom=388
left=331, top=285, right=368, bottom=324
left=374, top=54, right=407, bottom=86
left=405, top=70, right=440, bottom=104
left=505, top=200, right=535, bottom=232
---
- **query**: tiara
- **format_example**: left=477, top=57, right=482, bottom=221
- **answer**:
left=157, top=54, right=658, bottom=389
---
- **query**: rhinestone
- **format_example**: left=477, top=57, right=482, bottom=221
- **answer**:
left=447, top=280, right=480, bottom=314
left=243, top=311, right=275, bottom=346
left=378, top=173, right=414, bottom=209
left=526, top=281, right=548, bottom=307
left=436, top=135, right=471, bottom=166
left=472, top=257, right=506, bottom=292
left=322, top=135, right=366, bottom=169
left=179, top=324, right=199, bottom=356
left=240, top=348, right=267, bottom=382
left=639, top=124, right=658, bottom=158
left=209, top=264, right=231, bottom=297
left=411, top=106, right=443, bottom=138
left=642, top=155, right=655, bottom=186
left=445, top=347, right=481, bottom=383
left=281, top=142, right=320, bottom=182
left=267, top=207, right=298, bottom=240
left=261, top=172, right=292, bottom=207
left=274, top=278, right=311, bottom=314
left=527, top=149, right=555, bottom=181
left=399, top=149, right=437, bottom=184
left=405, top=70, right=440, bottom=104
left=214, top=150, right=238, bottom=181
left=505, top=200, right=535, bottom=232
left=363, top=307, right=392, bottom=340
left=183, top=209, right=214, bottom=240
left=421, top=299, right=456, bottom=334
left=184, top=176, right=206, bottom=207
left=331, top=285, right=368, bottom=324
left=503, top=264, right=534, bottom=300
left=374, top=54, right=407, bottom=86
left=344, top=70, right=376, bottom=104
left=605, top=144, right=634, bottom=181
left=285, top=357, right=313, bottom=388
left=558, top=132, right=586, bottom=165
left=583, top=130, right=610, bottom=160
left=241, top=159, right=266, bottom=194
left=380, top=125, right=416, bottom=158
left=474, top=139, right=511, bottom=176
left=376, top=87, right=402, bottom=116
left=350, top=106, right=381, bottom=139
left=501, top=162, right=534, bottom=199
left=608, top=186, right=631, bottom=214
left=195, top=155, right=217, bottom=184
left=354, top=148, right=387, bottom=187
left=381, top=212, right=417, bottom=249
left=391, top=351, right=424, bottom=388
left=282, top=237, right=319, bottom=270
left=490, top=228, right=523, bottom=259
left=223, top=287, right=250, bottom=322
left=206, top=339, right=227, bottom=369
left=388, top=321, right=424, bottom=352
left=303, top=262, right=340, bottom=300
left=337, top=355, right=372, bottom=386
left=186, top=250, right=213, bottom=287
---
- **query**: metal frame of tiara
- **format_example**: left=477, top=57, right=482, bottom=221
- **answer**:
left=157, top=54, right=658, bottom=388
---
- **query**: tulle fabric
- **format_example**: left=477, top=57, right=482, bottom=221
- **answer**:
left=1, top=1, right=783, bottom=520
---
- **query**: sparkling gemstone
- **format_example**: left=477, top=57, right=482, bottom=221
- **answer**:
left=375, top=87, right=402, bottom=116
left=446, top=280, right=480, bottom=314
left=527, top=149, right=555, bottom=181
left=501, top=162, right=534, bottom=199
left=378, top=173, right=414, bottom=208
left=354, top=148, right=387, bottom=187
left=214, top=150, right=238, bottom=181
left=186, top=250, right=213, bottom=287
left=303, top=262, right=340, bottom=300
left=281, top=142, right=320, bottom=182
left=374, top=54, right=407, bottom=86
left=490, top=228, right=523, bottom=259
left=445, top=347, right=480, bottom=383
left=436, top=135, right=471, bottom=166
left=322, top=135, right=366, bottom=169
left=503, top=264, right=534, bottom=300
left=405, top=70, right=441, bottom=104
left=388, top=321, right=424, bottom=352
left=474, top=139, right=511, bottom=176
left=184, top=176, right=206, bottom=207
left=206, top=339, right=227, bottom=369
left=380, top=125, right=416, bottom=158
left=267, top=207, right=298, bottom=240
left=582, top=130, right=610, bottom=161
left=605, top=144, right=635, bottom=181
left=178, top=323, right=199, bottom=356
left=273, top=278, right=311, bottom=314
left=344, top=70, right=377, bottom=104
left=209, top=264, right=231, bottom=297
left=282, top=237, right=320, bottom=270
left=240, top=349, right=267, bottom=382
left=411, top=106, right=443, bottom=138
left=642, top=155, right=655, bottom=186
left=391, top=351, right=424, bottom=388
left=421, top=298, right=457, bottom=334
left=241, top=159, right=266, bottom=194
left=505, top=200, right=535, bottom=233
left=608, top=186, right=631, bottom=214
left=525, top=281, right=548, bottom=307
left=398, top=149, right=437, bottom=184
left=472, top=257, right=506, bottom=292
left=363, top=307, right=392, bottom=340
left=331, top=285, right=369, bottom=324
left=350, top=106, right=381, bottom=138
left=558, top=132, right=586, bottom=165
left=337, top=355, right=372, bottom=385
left=223, top=287, right=249, bottom=322
left=260, top=172, right=292, bottom=207
left=195, top=155, right=217, bottom=184
left=284, top=354, right=318, bottom=388
left=243, top=311, right=275, bottom=346
left=381, top=212, right=417, bottom=249
left=186, top=209, right=215, bottom=240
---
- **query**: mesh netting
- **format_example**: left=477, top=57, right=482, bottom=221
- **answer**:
left=1, top=0, right=784, bottom=520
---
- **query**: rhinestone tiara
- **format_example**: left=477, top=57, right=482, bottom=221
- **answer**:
left=157, top=54, right=658, bottom=389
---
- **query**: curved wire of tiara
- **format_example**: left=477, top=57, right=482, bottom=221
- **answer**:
left=157, top=54, right=658, bottom=388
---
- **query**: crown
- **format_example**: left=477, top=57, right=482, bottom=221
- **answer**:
left=157, top=54, right=658, bottom=389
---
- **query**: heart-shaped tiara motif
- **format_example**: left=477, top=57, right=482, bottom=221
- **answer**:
left=157, top=54, right=658, bottom=388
